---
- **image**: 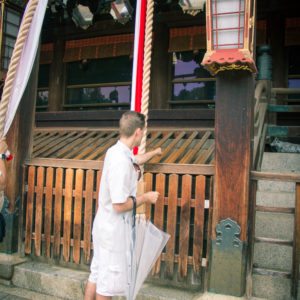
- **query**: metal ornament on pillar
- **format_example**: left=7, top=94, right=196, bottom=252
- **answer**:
left=209, top=218, right=246, bottom=296
left=202, top=0, right=257, bottom=75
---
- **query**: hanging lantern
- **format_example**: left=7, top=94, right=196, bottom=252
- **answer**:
left=110, top=0, right=133, bottom=25
left=72, top=4, right=93, bottom=29
left=201, top=0, right=257, bottom=75
left=179, top=0, right=206, bottom=16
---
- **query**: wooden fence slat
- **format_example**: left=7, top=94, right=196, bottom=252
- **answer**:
left=95, top=170, right=102, bottom=213
left=63, top=169, right=74, bottom=262
left=34, top=167, right=44, bottom=257
left=44, top=167, right=54, bottom=258
left=193, top=175, right=205, bottom=275
left=153, top=173, right=166, bottom=275
left=165, top=174, right=178, bottom=278
left=73, top=169, right=84, bottom=264
left=53, top=168, right=63, bottom=259
left=24, top=166, right=36, bottom=254
left=179, top=175, right=192, bottom=278
left=144, top=173, right=153, bottom=219
left=84, top=170, right=94, bottom=264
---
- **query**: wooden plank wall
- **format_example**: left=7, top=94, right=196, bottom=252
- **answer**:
left=22, top=161, right=213, bottom=283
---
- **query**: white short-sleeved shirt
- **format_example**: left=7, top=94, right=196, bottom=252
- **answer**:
left=92, top=140, right=138, bottom=251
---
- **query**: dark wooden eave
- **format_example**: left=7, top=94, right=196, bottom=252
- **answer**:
left=35, top=109, right=215, bottom=128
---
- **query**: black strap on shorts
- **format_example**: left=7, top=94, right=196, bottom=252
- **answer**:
left=129, top=196, right=136, bottom=228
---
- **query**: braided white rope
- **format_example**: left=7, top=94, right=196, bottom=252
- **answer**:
left=0, top=0, right=39, bottom=137
left=140, top=0, right=154, bottom=173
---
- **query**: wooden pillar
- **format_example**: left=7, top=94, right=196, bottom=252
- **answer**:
left=208, top=71, right=254, bottom=296
left=150, top=22, right=170, bottom=109
left=48, top=37, right=65, bottom=111
left=267, top=13, right=287, bottom=88
left=1, top=44, right=40, bottom=253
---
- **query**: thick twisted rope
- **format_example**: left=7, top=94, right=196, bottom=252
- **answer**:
left=139, top=0, right=154, bottom=169
left=0, top=0, right=38, bottom=137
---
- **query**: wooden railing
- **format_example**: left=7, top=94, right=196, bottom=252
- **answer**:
left=253, top=80, right=270, bottom=170
left=21, top=158, right=214, bottom=287
left=272, top=88, right=300, bottom=96
left=249, top=171, right=300, bottom=299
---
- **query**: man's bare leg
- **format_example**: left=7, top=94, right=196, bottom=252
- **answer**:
left=84, top=281, right=96, bottom=300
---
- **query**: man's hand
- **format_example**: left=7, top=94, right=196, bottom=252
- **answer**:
left=135, top=147, right=162, bottom=165
left=154, top=147, right=162, bottom=156
left=144, top=191, right=159, bottom=204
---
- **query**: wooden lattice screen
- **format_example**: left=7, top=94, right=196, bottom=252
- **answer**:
left=21, top=159, right=213, bottom=284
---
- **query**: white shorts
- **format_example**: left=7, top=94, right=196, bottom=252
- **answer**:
left=88, top=236, right=128, bottom=296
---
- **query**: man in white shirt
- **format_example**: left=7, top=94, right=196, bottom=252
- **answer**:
left=84, top=111, right=161, bottom=300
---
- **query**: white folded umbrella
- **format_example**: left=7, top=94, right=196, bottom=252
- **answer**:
left=125, top=217, right=170, bottom=300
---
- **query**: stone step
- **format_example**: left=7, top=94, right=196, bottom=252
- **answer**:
left=258, top=153, right=300, bottom=193
left=253, top=153, right=299, bottom=299
left=256, top=191, right=295, bottom=208
left=10, top=260, right=264, bottom=300
left=0, top=282, right=265, bottom=300
left=257, top=180, right=296, bottom=193
left=0, top=254, right=28, bottom=281
left=252, top=273, right=292, bottom=300
left=0, top=283, right=63, bottom=299
left=12, top=261, right=88, bottom=300
left=255, top=211, right=294, bottom=240
left=253, top=243, right=292, bottom=272
left=12, top=261, right=203, bottom=300
left=261, top=153, right=300, bottom=172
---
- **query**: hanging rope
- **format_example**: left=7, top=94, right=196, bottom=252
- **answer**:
left=0, top=0, right=39, bottom=137
left=139, top=0, right=154, bottom=173
left=0, top=0, right=38, bottom=211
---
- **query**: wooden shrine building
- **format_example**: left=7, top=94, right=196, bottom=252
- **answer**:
left=0, top=0, right=299, bottom=298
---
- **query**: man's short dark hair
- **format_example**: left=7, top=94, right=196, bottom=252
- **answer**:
left=119, top=111, right=145, bottom=137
